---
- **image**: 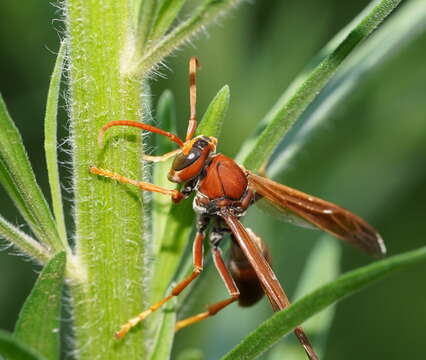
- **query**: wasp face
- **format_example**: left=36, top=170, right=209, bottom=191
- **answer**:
left=168, top=136, right=217, bottom=183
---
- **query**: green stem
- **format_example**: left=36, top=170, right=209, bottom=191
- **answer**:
left=66, top=1, right=147, bottom=359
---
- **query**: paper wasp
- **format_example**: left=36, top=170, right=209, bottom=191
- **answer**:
left=90, top=57, right=385, bottom=359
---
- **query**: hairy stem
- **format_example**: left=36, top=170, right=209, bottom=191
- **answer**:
left=65, top=1, right=147, bottom=359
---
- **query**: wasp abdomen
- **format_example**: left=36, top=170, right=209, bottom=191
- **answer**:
left=229, top=229, right=271, bottom=307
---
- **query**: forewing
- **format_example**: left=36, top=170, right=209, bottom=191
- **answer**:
left=247, top=172, right=386, bottom=257
left=220, top=211, right=289, bottom=311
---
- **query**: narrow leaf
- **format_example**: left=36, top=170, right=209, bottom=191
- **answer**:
left=148, top=298, right=177, bottom=360
left=0, top=330, right=44, bottom=360
left=137, top=0, right=157, bottom=47
left=149, top=0, right=188, bottom=41
left=196, top=85, right=230, bottom=138
left=0, top=94, right=61, bottom=252
left=153, top=90, right=179, bottom=255
left=177, top=348, right=204, bottom=360
left=150, top=199, right=194, bottom=303
left=44, top=42, right=67, bottom=246
left=136, top=0, right=243, bottom=75
left=0, top=215, right=50, bottom=264
left=268, top=0, right=426, bottom=177
left=238, top=0, right=402, bottom=172
left=14, top=252, right=66, bottom=360
left=274, top=236, right=341, bottom=359
left=221, top=246, right=426, bottom=360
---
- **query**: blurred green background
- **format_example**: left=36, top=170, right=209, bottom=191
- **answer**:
left=1, top=1, right=425, bottom=359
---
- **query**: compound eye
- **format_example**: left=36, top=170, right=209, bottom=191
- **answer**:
left=172, top=147, right=201, bottom=171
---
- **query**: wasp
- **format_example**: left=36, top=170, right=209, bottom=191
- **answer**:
left=90, top=57, right=385, bottom=360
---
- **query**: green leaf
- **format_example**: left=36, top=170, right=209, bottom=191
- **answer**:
left=150, top=199, right=194, bottom=303
left=14, top=252, right=66, bottom=360
left=137, top=0, right=157, bottom=47
left=268, top=0, right=426, bottom=177
left=197, top=85, right=230, bottom=139
left=221, top=246, right=426, bottom=360
left=0, top=330, right=44, bottom=360
left=272, top=236, right=341, bottom=359
left=153, top=90, right=179, bottom=255
left=136, top=0, right=243, bottom=75
left=238, top=0, right=402, bottom=172
left=149, top=0, right=188, bottom=41
left=44, top=41, right=67, bottom=246
left=148, top=298, right=177, bottom=360
left=0, top=94, right=61, bottom=252
left=177, top=348, right=204, bottom=360
left=0, top=215, right=50, bottom=264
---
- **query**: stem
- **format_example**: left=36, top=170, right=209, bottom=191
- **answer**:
left=66, top=1, right=147, bottom=359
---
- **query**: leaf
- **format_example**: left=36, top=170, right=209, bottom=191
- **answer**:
left=238, top=0, right=402, bottom=172
left=221, top=246, right=426, bottom=360
left=14, top=252, right=66, bottom=360
left=0, top=330, right=44, bottom=360
left=271, top=236, right=341, bottom=359
left=268, top=0, right=426, bottom=177
left=196, top=85, right=230, bottom=138
left=152, top=90, right=179, bottom=254
left=149, top=0, right=188, bottom=41
left=137, top=0, right=243, bottom=75
left=137, top=0, right=157, bottom=47
left=148, top=298, right=177, bottom=360
left=0, top=215, right=50, bottom=264
left=177, top=348, right=204, bottom=360
left=0, top=94, right=61, bottom=252
left=44, top=41, right=67, bottom=246
left=150, top=199, right=194, bottom=303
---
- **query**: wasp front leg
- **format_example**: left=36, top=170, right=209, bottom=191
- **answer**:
left=89, top=166, right=185, bottom=203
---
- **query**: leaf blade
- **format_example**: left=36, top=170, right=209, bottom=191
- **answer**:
left=148, top=298, right=177, bottom=360
left=268, top=0, right=426, bottom=177
left=149, top=0, right=188, bottom=41
left=197, top=85, right=230, bottom=138
left=221, top=246, right=426, bottom=360
left=271, top=236, right=341, bottom=360
left=14, top=252, right=66, bottom=360
left=0, top=215, right=50, bottom=264
left=238, top=0, right=402, bottom=172
left=0, top=94, right=61, bottom=252
left=44, top=42, right=67, bottom=246
left=0, top=330, right=44, bottom=360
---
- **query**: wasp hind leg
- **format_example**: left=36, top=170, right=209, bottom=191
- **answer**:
left=175, top=244, right=240, bottom=331
left=115, top=215, right=210, bottom=339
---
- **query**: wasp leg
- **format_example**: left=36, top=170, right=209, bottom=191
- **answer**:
left=115, top=229, right=205, bottom=339
left=175, top=246, right=240, bottom=331
left=90, top=166, right=184, bottom=203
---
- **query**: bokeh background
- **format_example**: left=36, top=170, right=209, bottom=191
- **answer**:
left=1, top=1, right=425, bottom=359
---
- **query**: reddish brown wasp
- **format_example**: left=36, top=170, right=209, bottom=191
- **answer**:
left=90, top=57, right=385, bottom=360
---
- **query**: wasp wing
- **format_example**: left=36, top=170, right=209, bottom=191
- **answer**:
left=247, top=172, right=386, bottom=257
left=220, top=210, right=289, bottom=310
left=220, top=211, right=318, bottom=360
